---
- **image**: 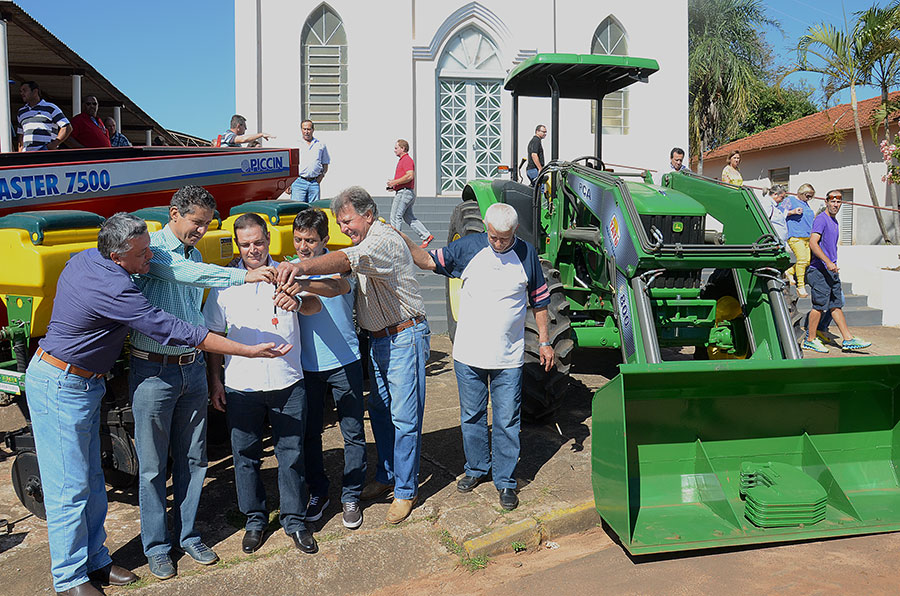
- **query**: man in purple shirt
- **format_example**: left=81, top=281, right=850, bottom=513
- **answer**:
left=24, top=213, right=291, bottom=596
left=802, top=190, right=872, bottom=354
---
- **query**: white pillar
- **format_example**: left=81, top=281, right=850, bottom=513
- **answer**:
left=0, top=19, right=11, bottom=153
left=113, top=106, right=121, bottom=134
left=72, top=74, right=82, bottom=116
left=145, top=129, right=152, bottom=146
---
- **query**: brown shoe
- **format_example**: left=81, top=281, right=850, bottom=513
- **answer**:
left=359, top=480, right=393, bottom=501
left=88, top=563, right=138, bottom=586
left=57, top=581, right=103, bottom=595
left=386, top=496, right=417, bottom=524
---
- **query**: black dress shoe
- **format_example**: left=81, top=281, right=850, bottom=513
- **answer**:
left=499, top=488, right=519, bottom=510
left=56, top=581, right=103, bottom=595
left=87, top=563, right=138, bottom=586
left=456, top=475, right=484, bottom=493
left=290, top=528, right=318, bottom=554
left=242, top=529, right=265, bottom=554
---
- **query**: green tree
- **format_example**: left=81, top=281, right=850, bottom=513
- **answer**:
left=732, top=83, right=818, bottom=140
left=796, top=22, right=893, bottom=244
left=857, top=2, right=900, bottom=237
left=688, top=0, right=775, bottom=174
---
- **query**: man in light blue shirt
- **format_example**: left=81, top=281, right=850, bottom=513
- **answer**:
left=130, top=185, right=278, bottom=580
left=287, top=120, right=330, bottom=203
left=292, top=209, right=367, bottom=529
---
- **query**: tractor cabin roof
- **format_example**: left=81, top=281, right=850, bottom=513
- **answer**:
left=504, top=53, right=659, bottom=100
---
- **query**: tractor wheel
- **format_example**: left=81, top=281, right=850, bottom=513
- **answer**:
left=445, top=200, right=485, bottom=341
left=522, top=260, right=575, bottom=420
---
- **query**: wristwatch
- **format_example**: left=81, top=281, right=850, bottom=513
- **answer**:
left=539, top=341, right=551, bottom=347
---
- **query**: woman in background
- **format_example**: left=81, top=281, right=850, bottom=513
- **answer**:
left=721, top=150, right=743, bottom=186
left=784, top=183, right=816, bottom=297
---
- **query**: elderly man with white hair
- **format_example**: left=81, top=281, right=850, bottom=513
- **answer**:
left=401, top=202, right=555, bottom=510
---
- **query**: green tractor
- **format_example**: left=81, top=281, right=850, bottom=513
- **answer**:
left=450, top=53, right=900, bottom=555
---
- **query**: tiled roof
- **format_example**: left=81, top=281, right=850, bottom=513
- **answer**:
left=704, top=91, right=900, bottom=160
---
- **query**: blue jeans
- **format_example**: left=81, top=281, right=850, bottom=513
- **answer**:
left=526, top=168, right=540, bottom=185
left=25, top=355, right=112, bottom=592
left=368, top=319, right=430, bottom=500
left=226, top=380, right=308, bottom=533
left=129, top=355, right=209, bottom=557
left=453, top=361, right=523, bottom=490
left=290, top=177, right=320, bottom=203
left=304, top=361, right=367, bottom=502
left=390, top=189, right=431, bottom=242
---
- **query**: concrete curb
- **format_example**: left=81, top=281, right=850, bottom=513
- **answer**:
left=462, top=500, right=600, bottom=559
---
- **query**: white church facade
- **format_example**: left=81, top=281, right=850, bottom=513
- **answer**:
left=234, top=0, right=689, bottom=198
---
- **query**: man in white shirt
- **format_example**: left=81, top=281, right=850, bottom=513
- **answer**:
left=401, top=203, right=555, bottom=510
left=287, top=120, right=330, bottom=203
left=203, top=213, right=321, bottom=556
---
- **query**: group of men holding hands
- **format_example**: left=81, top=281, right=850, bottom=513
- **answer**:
left=28, top=179, right=555, bottom=595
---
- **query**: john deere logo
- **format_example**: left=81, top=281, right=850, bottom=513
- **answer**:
left=672, top=221, right=684, bottom=233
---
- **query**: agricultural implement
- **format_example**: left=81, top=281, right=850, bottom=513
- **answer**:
left=0, top=147, right=355, bottom=519
left=452, top=53, right=900, bottom=554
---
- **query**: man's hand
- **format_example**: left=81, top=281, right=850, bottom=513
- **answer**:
left=246, top=342, right=293, bottom=358
left=826, top=260, right=839, bottom=273
left=539, top=345, right=556, bottom=372
left=276, top=261, right=302, bottom=287
left=274, top=290, right=300, bottom=312
left=245, top=266, right=276, bottom=284
left=209, top=382, right=227, bottom=412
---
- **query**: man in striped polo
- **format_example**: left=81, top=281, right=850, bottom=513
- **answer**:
left=16, top=80, right=71, bottom=152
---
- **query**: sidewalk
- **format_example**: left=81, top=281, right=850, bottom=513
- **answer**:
left=1, top=327, right=898, bottom=595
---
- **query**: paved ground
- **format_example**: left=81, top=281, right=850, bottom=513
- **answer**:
left=0, top=326, right=897, bottom=595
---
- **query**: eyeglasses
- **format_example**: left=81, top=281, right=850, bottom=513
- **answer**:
left=803, top=193, right=814, bottom=198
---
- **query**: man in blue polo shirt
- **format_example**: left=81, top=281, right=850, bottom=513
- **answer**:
left=24, top=213, right=289, bottom=596
left=287, top=120, right=330, bottom=203
left=401, top=202, right=555, bottom=510
left=802, top=189, right=872, bottom=354
left=291, top=209, right=367, bottom=529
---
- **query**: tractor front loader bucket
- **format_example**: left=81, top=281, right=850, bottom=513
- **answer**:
left=592, top=355, right=900, bottom=555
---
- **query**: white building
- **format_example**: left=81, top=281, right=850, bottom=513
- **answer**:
left=234, top=1, right=688, bottom=198
left=700, top=92, right=900, bottom=246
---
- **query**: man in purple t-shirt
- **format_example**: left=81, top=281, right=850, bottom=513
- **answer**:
left=802, top=190, right=872, bottom=353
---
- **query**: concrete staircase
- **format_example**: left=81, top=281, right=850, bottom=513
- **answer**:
left=799, top=280, right=883, bottom=327
left=373, top=195, right=461, bottom=334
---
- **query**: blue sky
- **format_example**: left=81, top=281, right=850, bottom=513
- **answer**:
left=14, top=0, right=235, bottom=140
left=10, top=0, right=886, bottom=140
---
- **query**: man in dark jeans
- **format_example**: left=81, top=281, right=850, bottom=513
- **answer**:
left=526, top=124, right=547, bottom=185
left=203, top=213, right=322, bottom=555
left=292, top=209, right=367, bottom=529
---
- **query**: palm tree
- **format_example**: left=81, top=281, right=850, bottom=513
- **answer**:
left=796, top=22, right=892, bottom=244
left=857, top=2, right=900, bottom=239
left=688, top=0, right=774, bottom=173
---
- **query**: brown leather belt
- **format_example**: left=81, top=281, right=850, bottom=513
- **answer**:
left=131, top=348, right=199, bottom=366
left=36, top=347, right=103, bottom=379
left=370, top=315, right=425, bottom=339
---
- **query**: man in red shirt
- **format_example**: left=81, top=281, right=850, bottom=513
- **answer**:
left=387, top=139, right=433, bottom=248
left=69, top=96, right=111, bottom=148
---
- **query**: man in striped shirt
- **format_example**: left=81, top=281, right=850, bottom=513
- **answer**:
left=275, top=186, right=430, bottom=525
left=129, top=185, right=278, bottom=580
left=16, top=80, right=71, bottom=151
